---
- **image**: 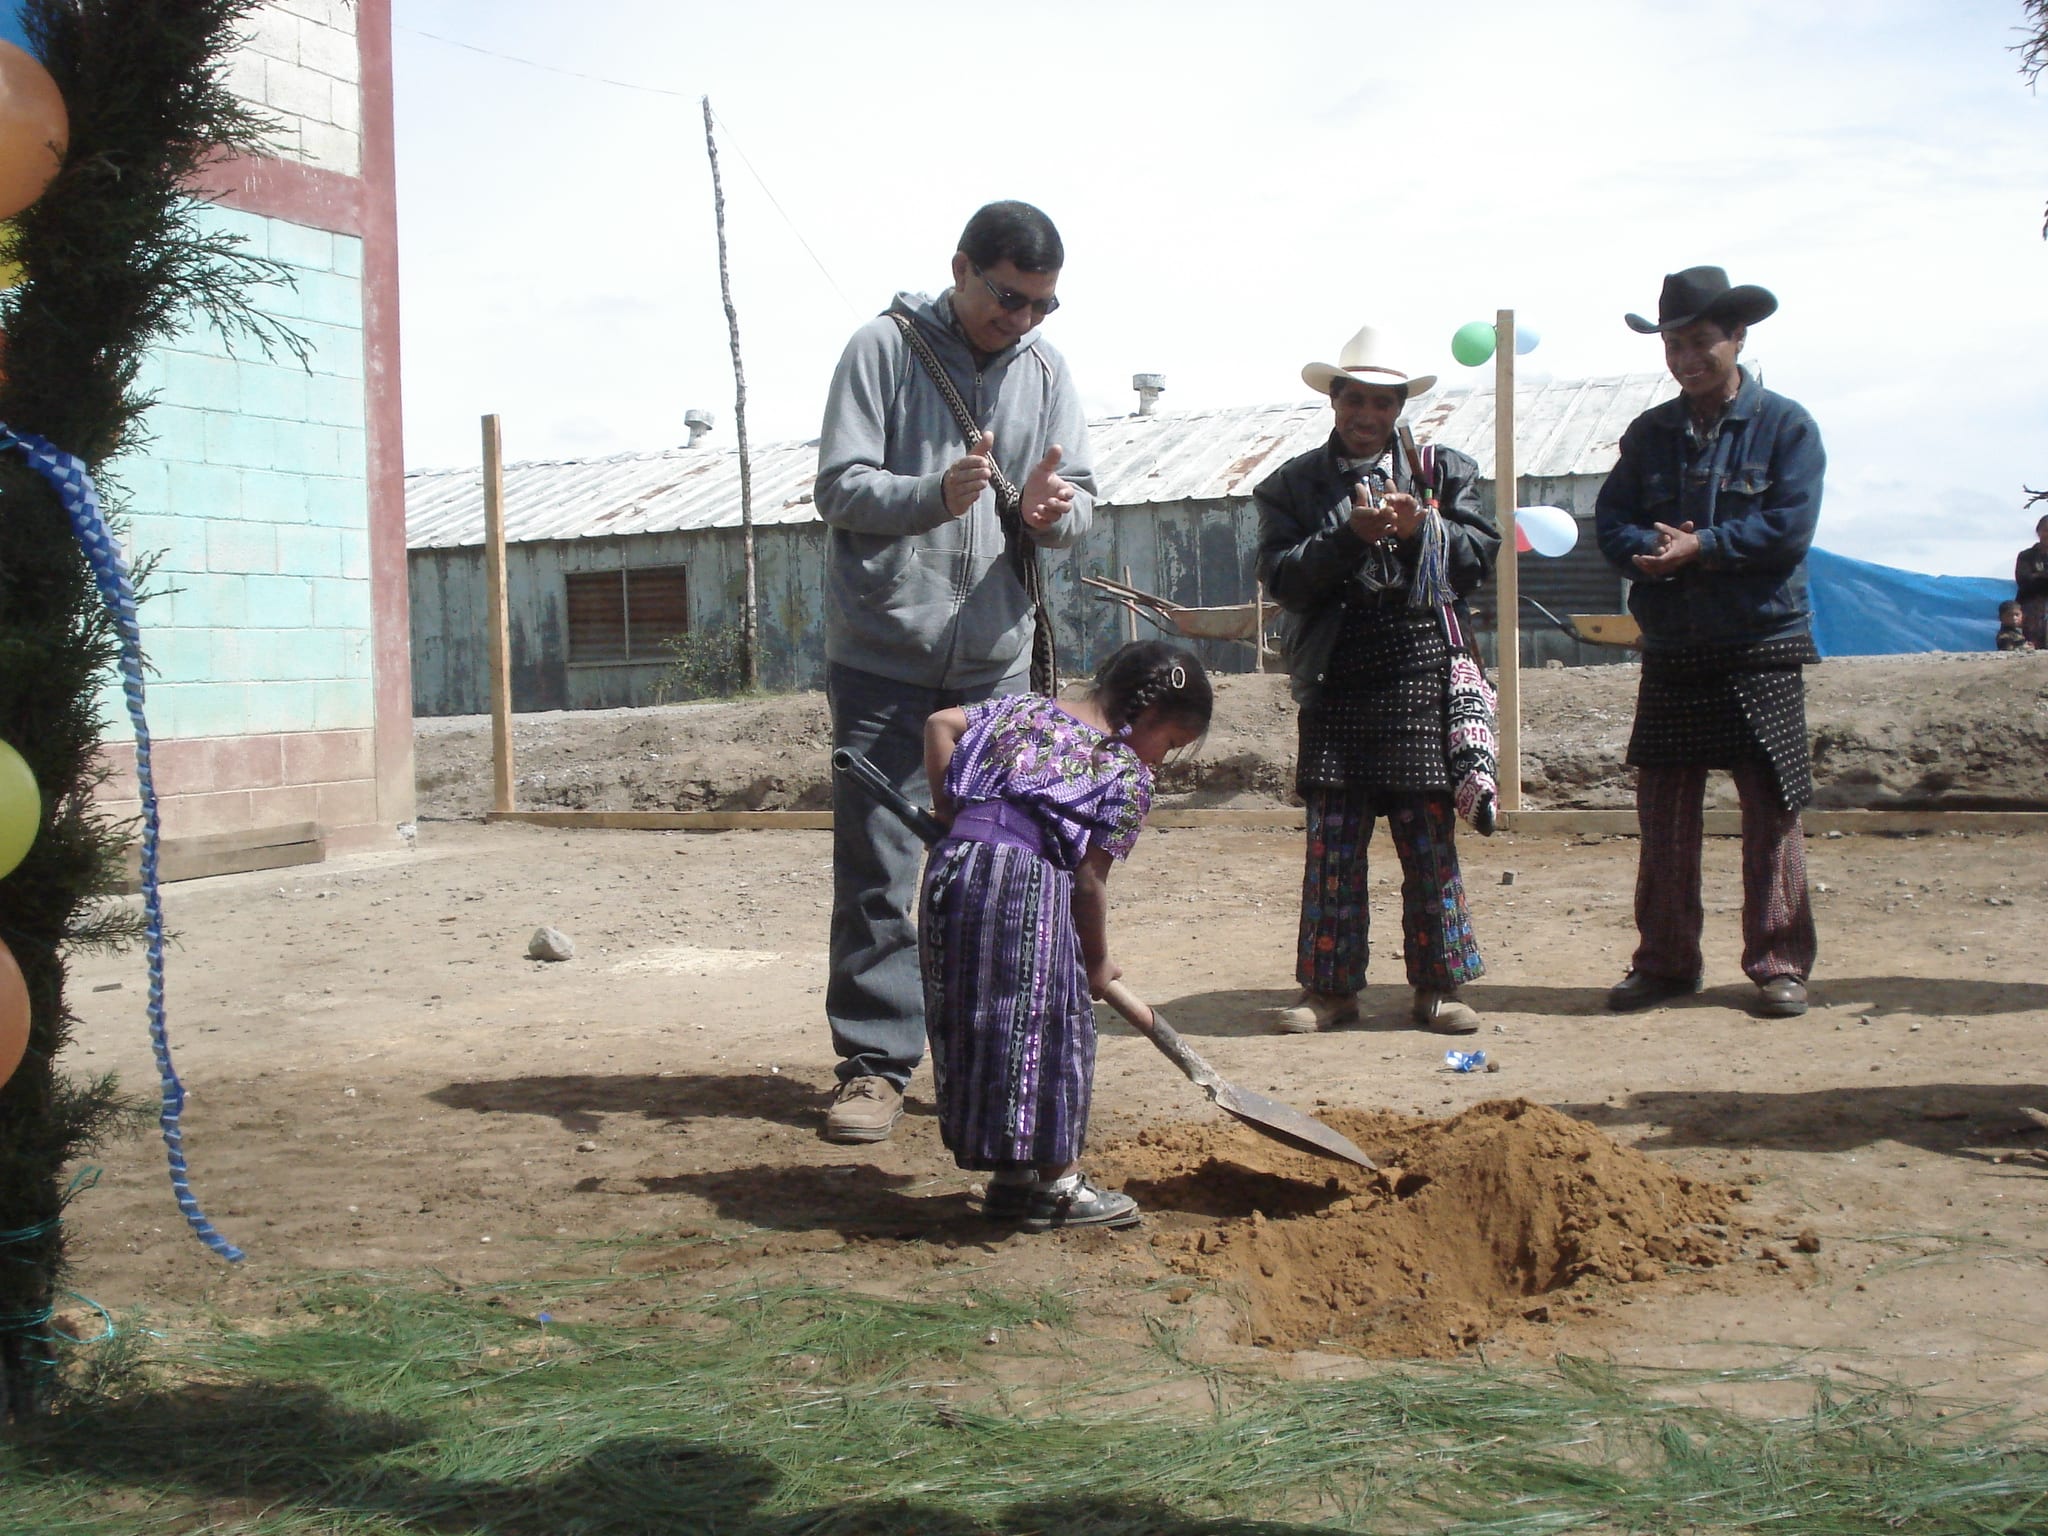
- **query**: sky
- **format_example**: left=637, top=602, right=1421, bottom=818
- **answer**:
left=389, top=0, right=2047, bottom=580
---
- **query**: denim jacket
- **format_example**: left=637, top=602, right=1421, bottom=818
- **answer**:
left=1256, top=435, right=1499, bottom=708
left=1593, top=368, right=1824, bottom=650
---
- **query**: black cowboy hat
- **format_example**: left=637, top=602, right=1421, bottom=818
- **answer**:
left=1625, top=266, right=1778, bottom=334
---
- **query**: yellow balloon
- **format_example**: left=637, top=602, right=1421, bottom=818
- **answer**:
left=0, top=39, right=64, bottom=222
left=0, top=936, right=26, bottom=1092
left=0, top=738, right=39, bottom=880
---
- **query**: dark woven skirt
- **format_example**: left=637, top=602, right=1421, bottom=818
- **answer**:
left=918, top=839, right=1095, bottom=1172
left=2022, top=593, right=2048, bottom=650
left=1627, top=634, right=1820, bottom=811
left=1297, top=601, right=1450, bottom=795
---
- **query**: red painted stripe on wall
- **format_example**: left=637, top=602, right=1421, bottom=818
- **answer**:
left=192, top=149, right=365, bottom=236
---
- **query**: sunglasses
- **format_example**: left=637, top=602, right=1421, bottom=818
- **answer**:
left=973, top=265, right=1060, bottom=318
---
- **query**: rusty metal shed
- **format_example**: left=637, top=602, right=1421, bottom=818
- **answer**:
left=404, top=374, right=1675, bottom=716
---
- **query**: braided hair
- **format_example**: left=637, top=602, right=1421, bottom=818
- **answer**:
left=1090, top=640, right=1213, bottom=738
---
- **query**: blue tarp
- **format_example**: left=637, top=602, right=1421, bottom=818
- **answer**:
left=1806, top=547, right=2012, bottom=657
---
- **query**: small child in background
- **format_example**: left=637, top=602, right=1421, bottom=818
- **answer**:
left=919, top=641, right=1213, bottom=1232
left=1996, top=600, right=2034, bottom=652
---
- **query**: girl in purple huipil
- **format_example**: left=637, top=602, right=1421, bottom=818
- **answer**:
left=919, top=641, right=1212, bottom=1233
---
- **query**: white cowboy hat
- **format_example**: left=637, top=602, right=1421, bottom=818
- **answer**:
left=1301, top=325, right=1437, bottom=400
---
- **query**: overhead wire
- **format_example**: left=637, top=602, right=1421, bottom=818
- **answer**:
left=396, top=24, right=859, bottom=316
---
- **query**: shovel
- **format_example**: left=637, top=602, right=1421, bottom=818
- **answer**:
left=832, top=748, right=1376, bottom=1170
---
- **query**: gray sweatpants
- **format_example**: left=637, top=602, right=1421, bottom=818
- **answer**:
left=826, top=659, right=1029, bottom=1088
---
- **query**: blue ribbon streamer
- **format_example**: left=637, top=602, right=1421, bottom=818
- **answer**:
left=2, top=423, right=243, bottom=1263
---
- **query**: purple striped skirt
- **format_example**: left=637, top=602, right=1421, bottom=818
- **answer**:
left=918, top=838, right=1094, bottom=1171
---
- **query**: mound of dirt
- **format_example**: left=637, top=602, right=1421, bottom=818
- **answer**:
left=1098, top=1099, right=1733, bottom=1359
left=412, top=653, right=2048, bottom=819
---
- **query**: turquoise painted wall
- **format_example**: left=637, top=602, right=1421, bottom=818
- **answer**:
left=108, top=204, right=371, bottom=742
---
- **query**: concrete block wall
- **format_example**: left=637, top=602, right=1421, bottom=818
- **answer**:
left=97, top=204, right=379, bottom=839
left=225, top=0, right=362, bottom=174
left=94, top=0, right=411, bottom=854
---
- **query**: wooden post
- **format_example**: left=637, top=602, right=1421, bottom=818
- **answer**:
left=1493, top=310, right=1522, bottom=812
left=1253, top=583, right=1266, bottom=674
left=703, top=97, right=759, bottom=691
left=482, top=413, right=515, bottom=816
left=1122, top=564, right=1138, bottom=644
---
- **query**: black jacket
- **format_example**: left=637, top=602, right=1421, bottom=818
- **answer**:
left=1254, top=434, right=1499, bottom=707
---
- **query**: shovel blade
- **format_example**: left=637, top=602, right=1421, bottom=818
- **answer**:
left=1099, top=979, right=1379, bottom=1172
left=1212, top=1081, right=1378, bottom=1169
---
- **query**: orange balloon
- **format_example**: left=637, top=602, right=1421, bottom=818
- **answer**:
left=0, top=935, right=26, bottom=1092
left=0, top=40, right=64, bottom=222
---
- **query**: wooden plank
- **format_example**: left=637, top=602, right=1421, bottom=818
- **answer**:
left=482, top=806, right=2048, bottom=837
left=156, top=838, right=326, bottom=884
left=487, top=809, right=834, bottom=832
left=1148, top=808, right=1304, bottom=829
left=116, top=827, right=326, bottom=891
left=1495, top=809, right=2048, bottom=837
left=145, top=820, right=320, bottom=857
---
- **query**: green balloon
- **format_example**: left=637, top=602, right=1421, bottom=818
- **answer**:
left=0, top=739, right=39, bottom=881
left=1450, top=321, right=1497, bottom=367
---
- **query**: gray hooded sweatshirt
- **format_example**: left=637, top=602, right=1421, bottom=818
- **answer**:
left=815, top=289, right=1095, bottom=690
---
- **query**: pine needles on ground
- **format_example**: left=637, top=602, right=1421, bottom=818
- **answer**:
left=1, top=1274, right=2043, bottom=1534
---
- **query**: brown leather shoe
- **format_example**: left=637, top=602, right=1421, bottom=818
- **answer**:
left=1754, top=976, right=1809, bottom=1017
left=1270, top=990, right=1360, bottom=1034
left=824, top=1075, right=903, bottom=1143
left=1606, top=970, right=1704, bottom=1013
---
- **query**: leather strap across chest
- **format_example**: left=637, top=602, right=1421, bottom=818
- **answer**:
left=890, top=312, right=1058, bottom=694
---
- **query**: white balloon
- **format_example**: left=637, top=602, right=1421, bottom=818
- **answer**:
left=1514, top=505, right=1578, bottom=558
left=1514, top=325, right=1541, bottom=355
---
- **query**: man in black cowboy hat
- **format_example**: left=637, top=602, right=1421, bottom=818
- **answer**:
left=1594, top=266, right=1826, bottom=1019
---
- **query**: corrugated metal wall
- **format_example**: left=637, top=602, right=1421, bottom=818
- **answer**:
left=408, top=476, right=1631, bottom=716
left=409, top=524, right=828, bottom=716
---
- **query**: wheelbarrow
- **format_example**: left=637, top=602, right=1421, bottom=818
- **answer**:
left=1080, top=574, right=1285, bottom=668
left=1523, top=595, right=1642, bottom=650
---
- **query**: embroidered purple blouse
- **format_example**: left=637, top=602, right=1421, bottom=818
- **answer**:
left=945, top=695, right=1151, bottom=869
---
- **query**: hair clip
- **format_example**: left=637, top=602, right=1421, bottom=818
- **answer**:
left=1169, top=664, right=1187, bottom=690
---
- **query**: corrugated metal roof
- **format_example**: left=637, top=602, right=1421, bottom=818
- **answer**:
left=404, top=438, right=827, bottom=551
left=406, top=373, right=1676, bottom=551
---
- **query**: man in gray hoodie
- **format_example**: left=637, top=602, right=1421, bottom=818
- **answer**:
left=815, top=200, right=1095, bottom=1143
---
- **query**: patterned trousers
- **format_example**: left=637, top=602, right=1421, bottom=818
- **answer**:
left=1632, top=761, right=1817, bottom=984
left=1296, top=788, right=1485, bottom=995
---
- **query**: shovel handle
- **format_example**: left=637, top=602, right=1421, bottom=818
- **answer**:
left=1100, top=980, right=1225, bottom=1097
left=832, top=748, right=947, bottom=846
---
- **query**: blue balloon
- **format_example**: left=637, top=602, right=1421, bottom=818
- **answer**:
left=0, top=4, right=35, bottom=59
left=1514, top=325, right=1541, bottom=356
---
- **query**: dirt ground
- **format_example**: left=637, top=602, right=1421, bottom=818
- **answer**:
left=56, top=652, right=2048, bottom=1412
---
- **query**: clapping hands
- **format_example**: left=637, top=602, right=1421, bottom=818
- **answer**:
left=943, top=432, right=1075, bottom=531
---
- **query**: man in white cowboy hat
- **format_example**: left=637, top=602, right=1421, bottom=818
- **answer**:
left=1594, top=266, right=1825, bottom=1020
left=1255, top=327, right=1501, bottom=1037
